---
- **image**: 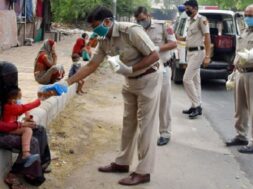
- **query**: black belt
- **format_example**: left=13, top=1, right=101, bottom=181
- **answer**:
left=187, top=46, right=204, bottom=52
left=128, top=62, right=159, bottom=79
left=239, top=67, right=253, bottom=73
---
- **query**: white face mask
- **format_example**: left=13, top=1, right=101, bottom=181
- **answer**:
left=16, top=99, right=22, bottom=104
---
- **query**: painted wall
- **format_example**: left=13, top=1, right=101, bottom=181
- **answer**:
left=0, top=0, right=8, bottom=10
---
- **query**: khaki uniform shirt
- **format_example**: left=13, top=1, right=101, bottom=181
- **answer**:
left=146, top=19, right=176, bottom=63
left=234, top=28, right=253, bottom=69
left=90, top=21, right=156, bottom=77
left=186, top=13, right=209, bottom=48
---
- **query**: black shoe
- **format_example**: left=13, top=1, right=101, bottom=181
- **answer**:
left=157, top=137, right=170, bottom=146
left=238, top=145, right=253, bottom=154
left=182, top=107, right=194, bottom=114
left=225, top=137, right=248, bottom=147
left=189, top=106, right=202, bottom=119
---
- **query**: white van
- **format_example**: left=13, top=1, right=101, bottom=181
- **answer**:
left=172, top=10, right=245, bottom=83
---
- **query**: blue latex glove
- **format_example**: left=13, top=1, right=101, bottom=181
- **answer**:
left=40, top=83, right=68, bottom=96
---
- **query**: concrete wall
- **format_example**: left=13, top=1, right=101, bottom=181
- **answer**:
left=0, top=10, right=18, bottom=50
left=0, top=0, right=8, bottom=10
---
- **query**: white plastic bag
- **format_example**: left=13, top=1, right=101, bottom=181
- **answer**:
left=238, top=48, right=253, bottom=66
left=226, top=71, right=236, bottom=90
left=107, top=55, right=121, bottom=72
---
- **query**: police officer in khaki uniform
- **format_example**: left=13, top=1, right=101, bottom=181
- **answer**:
left=176, top=0, right=211, bottom=119
left=65, top=6, right=163, bottom=185
left=134, top=6, right=177, bottom=146
left=226, top=4, right=253, bottom=154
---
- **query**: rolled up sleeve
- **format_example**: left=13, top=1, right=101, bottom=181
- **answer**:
left=200, top=17, right=210, bottom=34
left=128, top=26, right=156, bottom=56
left=90, top=43, right=106, bottom=64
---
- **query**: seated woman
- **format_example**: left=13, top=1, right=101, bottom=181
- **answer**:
left=34, top=39, right=65, bottom=85
left=0, top=61, right=51, bottom=189
left=0, top=120, right=51, bottom=189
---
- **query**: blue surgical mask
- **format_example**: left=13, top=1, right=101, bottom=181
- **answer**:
left=138, top=19, right=151, bottom=29
left=93, top=19, right=112, bottom=37
left=16, top=99, right=22, bottom=104
left=245, top=17, right=253, bottom=27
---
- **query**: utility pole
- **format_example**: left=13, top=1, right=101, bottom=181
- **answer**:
left=113, top=0, right=117, bottom=20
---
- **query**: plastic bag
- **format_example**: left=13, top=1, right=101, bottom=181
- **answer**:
left=107, top=56, right=121, bottom=72
left=38, top=83, right=68, bottom=96
left=226, top=71, right=236, bottom=90
left=82, top=51, right=90, bottom=61
left=238, top=48, right=253, bottom=66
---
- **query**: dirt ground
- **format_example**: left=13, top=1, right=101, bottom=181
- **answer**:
left=40, top=65, right=124, bottom=189
left=1, top=34, right=123, bottom=189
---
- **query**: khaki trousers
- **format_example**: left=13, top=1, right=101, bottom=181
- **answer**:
left=159, top=66, right=172, bottom=138
left=115, top=70, right=162, bottom=174
left=234, top=72, right=253, bottom=145
left=183, top=50, right=205, bottom=107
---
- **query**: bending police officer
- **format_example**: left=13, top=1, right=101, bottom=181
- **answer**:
left=64, top=6, right=163, bottom=186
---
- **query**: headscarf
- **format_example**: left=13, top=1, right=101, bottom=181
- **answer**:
left=35, top=39, right=55, bottom=64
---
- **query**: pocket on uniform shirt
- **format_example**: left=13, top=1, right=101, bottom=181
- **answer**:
left=120, top=46, right=138, bottom=63
left=190, top=28, right=199, bottom=35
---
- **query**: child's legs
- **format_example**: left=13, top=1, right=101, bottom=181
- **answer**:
left=77, top=80, right=85, bottom=93
left=10, top=127, right=33, bottom=156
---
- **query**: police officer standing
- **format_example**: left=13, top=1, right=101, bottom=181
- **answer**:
left=176, top=0, right=211, bottom=119
left=64, top=6, right=162, bottom=186
left=226, top=4, right=253, bottom=154
left=134, top=6, right=177, bottom=146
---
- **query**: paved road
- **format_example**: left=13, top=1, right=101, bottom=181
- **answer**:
left=175, top=80, right=253, bottom=185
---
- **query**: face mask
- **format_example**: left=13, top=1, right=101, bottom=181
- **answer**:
left=245, top=17, right=253, bottom=27
left=93, top=19, right=112, bottom=37
left=186, top=10, right=193, bottom=17
left=16, top=99, right=22, bottom=104
left=138, top=19, right=151, bottom=29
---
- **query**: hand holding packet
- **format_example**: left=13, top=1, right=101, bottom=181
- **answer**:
left=226, top=71, right=236, bottom=90
left=107, top=55, right=121, bottom=72
left=107, top=56, right=133, bottom=76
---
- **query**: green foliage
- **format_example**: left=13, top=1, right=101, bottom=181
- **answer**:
left=51, top=0, right=150, bottom=23
left=198, top=0, right=252, bottom=11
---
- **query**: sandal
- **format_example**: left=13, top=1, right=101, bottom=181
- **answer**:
left=43, top=166, right=52, bottom=173
left=10, top=183, right=27, bottom=189
left=21, top=154, right=40, bottom=168
left=4, top=173, right=27, bottom=189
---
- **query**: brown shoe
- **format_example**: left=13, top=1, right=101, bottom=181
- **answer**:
left=118, top=172, right=150, bottom=185
left=98, top=162, right=129, bottom=173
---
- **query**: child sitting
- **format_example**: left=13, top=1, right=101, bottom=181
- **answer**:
left=68, top=53, right=85, bottom=94
left=1, top=86, right=42, bottom=168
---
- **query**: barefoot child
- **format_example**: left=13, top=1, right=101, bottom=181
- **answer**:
left=1, top=86, right=41, bottom=168
left=68, top=54, right=85, bottom=94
